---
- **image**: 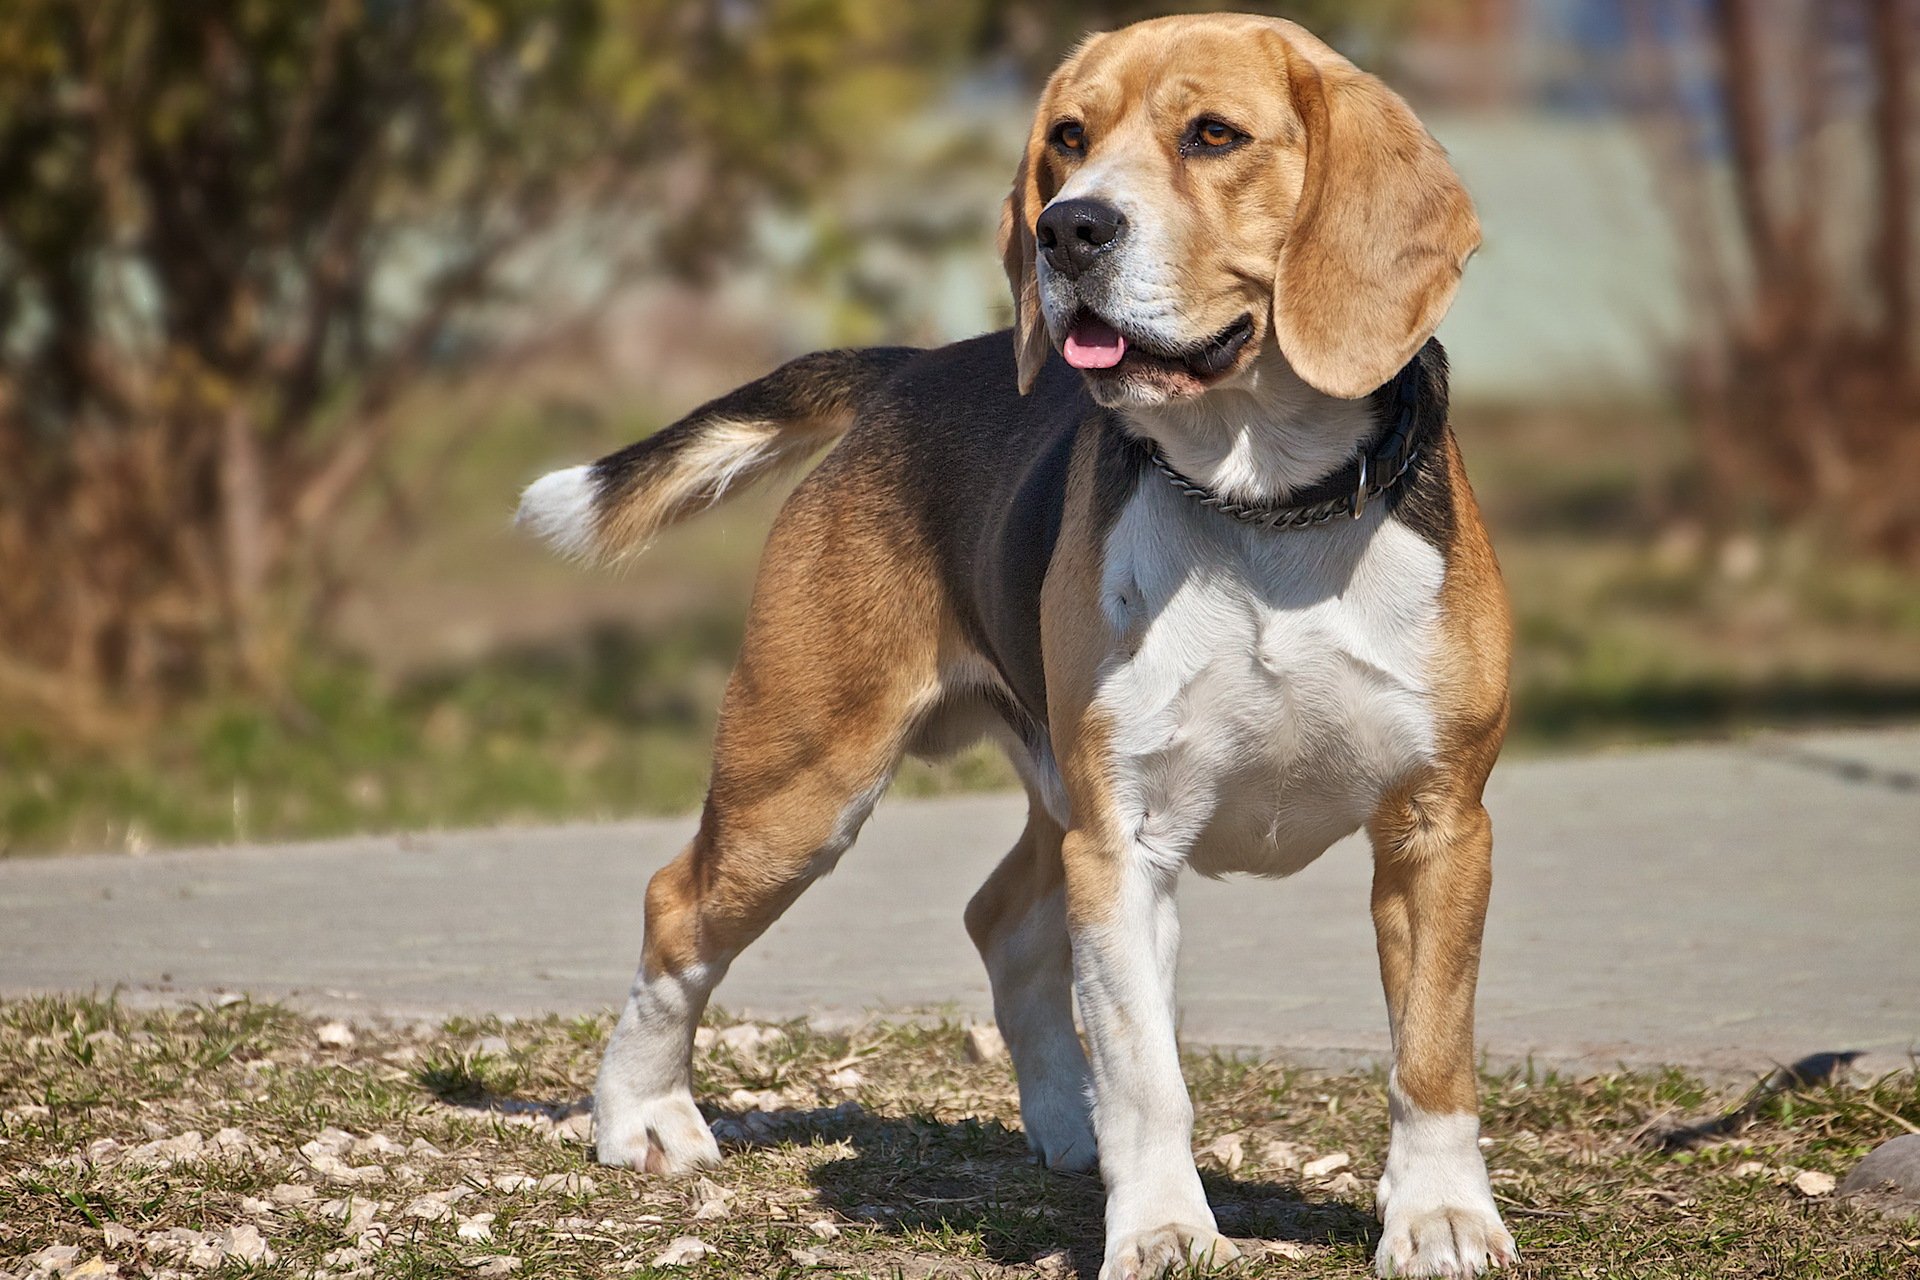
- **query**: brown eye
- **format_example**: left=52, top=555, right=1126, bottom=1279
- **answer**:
left=1183, top=117, right=1246, bottom=155
left=1052, top=121, right=1086, bottom=154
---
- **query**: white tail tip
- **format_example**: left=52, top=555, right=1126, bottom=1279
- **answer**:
left=516, top=465, right=599, bottom=560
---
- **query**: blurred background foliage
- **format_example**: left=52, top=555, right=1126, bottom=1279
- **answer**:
left=1, top=0, right=1916, bottom=852
left=0, top=0, right=949, bottom=724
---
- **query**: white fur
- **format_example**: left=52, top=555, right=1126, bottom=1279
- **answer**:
left=817, top=773, right=894, bottom=877
left=1077, top=441, right=1446, bottom=1279
left=1075, top=851, right=1235, bottom=1280
left=516, top=465, right=599, bottom=560
left=520, top=418, right=801, bottom=565
left=979, top=883, right=1098, bottom=1172
left=670, top=417, right=789, bottom=504
left=1375, top=1075, right=1516, bottom=1276
left=1043, top=158, right=1193, bottom=364
left=595, top=961, right=724, bottom=1172
left=1095, top=478, right=1444, bottom=880
left=1016, top=736, right=1073, bottom=832
left=1129, top=344, right=1380, bottom=504
left=927, top=655, right=1075, bottom=830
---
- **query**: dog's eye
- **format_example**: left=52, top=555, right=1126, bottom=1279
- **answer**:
left=1184, top=118, right=1246, bottom=154
left=1051, top=121, right=1086, bottom=155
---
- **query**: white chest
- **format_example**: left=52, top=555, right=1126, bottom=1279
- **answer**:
left=1092, top=482, right=1445, bottom=877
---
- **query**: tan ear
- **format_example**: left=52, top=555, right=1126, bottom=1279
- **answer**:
left=999, top=135, right=1051, bottom=394
left=1274, top=46, right=1480, bottom=399
left=1003, top=39, right=1108, bottom=395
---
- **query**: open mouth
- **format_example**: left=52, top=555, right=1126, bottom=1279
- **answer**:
left=1061, top=311, right=1255, bottom=381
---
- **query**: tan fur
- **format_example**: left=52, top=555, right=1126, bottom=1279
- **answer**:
left=1271, top=32, right=1483, bottom=398
left=599, top=414, right=841, bottom=560
left=1367, top=441, right=1511, bottom=1115
left=964, top=795, right=1067, bottom=957
left=999, top=147, right=1052, bottom=394
left=636, top=461, right=943, bottom=978
left=1038, top=424, right=1132, bottom=929
left=999, top=14, right=1479, bottom=401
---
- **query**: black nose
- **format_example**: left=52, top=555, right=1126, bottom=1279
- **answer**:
left=1036, top=198, right=1127, bottom=279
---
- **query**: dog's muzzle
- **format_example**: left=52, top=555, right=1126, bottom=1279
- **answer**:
left=1036, top=198, right=1127, bottom=280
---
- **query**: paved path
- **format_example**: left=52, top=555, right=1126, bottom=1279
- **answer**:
left=3, top=730, right=1916, bottom=1075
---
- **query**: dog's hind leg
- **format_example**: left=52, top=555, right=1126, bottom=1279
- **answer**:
left=594, top=676, right=922, bottom=1173
left=593, top=490, right=938, bottom=1173
left=965, top=795, right=1098, bottom=1173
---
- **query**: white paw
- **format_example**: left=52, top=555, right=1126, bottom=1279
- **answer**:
left=1021, top=1082, right=1099, bottom=1173
left=1374, top=1202, right=1516, bottom=1277
left=593, top=1091, right=720, bottom=1174
left=1375, top=1091, right=1516, bottom=1276
left=1100, top=1224, right=1240, bottom=1280
left=1031, top=1119, right=1099, bottom=1174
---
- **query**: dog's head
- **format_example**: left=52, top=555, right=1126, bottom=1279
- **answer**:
left=1001, top=13, right=1479, bottom=405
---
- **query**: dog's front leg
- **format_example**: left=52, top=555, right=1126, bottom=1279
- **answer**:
left=1063, top=828, right=1238, bottom=1280
left=1368, top=793, right=1517, bottom=1277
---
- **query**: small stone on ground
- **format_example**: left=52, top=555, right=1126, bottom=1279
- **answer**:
left=652, top=1236, right=717, bottom=1266
left=316, top=1021, right=356, bottom=1049
left=1839, top=1133, right=1920, bottom=1210
left=1792, top=1169, right=1836, bottom=1197
left=963, top=1024, right=1006, bottom=1063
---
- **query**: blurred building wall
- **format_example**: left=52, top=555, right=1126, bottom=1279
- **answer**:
left=1428, top=111, right=1684, bottom=401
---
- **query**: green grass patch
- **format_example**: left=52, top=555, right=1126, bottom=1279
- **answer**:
left=0, top=631, right=1022, bottom=854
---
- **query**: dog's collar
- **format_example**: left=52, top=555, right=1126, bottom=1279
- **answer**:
left=1144, top=353, right=1432, bottom=532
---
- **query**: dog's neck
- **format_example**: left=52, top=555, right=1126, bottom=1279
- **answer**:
left=1120, top=345, right=1378, bottom=506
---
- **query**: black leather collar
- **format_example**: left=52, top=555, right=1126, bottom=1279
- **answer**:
left=1145, top=347, right=1435, bottom=531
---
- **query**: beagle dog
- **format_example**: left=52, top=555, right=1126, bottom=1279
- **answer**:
left=519, top=13, right=1514, bottom=1278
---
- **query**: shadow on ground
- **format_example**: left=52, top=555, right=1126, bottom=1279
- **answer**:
left=724, top=1105, right=1373, bottom=1277
left=1515, top=673, right=1920, bottom=747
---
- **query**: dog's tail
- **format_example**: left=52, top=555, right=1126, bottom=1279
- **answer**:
left=517, top=346, right=916, bottom=564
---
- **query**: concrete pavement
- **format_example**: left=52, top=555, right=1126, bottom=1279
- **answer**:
left=2, top=729, right=1916, bottom=1075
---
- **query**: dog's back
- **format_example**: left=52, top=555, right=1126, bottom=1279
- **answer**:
left=520, top=330, right=1134, bottom=729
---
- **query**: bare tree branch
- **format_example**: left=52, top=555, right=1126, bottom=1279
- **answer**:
left=1871, top=0, right=1916, bottom=375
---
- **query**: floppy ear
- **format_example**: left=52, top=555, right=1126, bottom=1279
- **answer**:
left=999, top=132, right=1052, bottom=394
left=1273, top=46, right=1480, bottom=399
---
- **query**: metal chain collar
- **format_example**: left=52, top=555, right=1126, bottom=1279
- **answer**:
left=1145, top=359, right=1428, bottom=532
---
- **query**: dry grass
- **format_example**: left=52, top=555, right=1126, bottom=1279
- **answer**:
left=2, top=998, right=1917, bottom=1278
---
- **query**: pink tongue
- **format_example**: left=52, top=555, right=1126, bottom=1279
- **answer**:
left=1063, top=317, right=1127, bottom=369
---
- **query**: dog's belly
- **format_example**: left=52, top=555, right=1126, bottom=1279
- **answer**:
left=1092, top=482, right=1444, bottom=878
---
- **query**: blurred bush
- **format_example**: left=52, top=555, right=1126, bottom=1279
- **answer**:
left=0, top=0, right=1416, bottom=736
left=0, top=0, right=968, bottom=729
